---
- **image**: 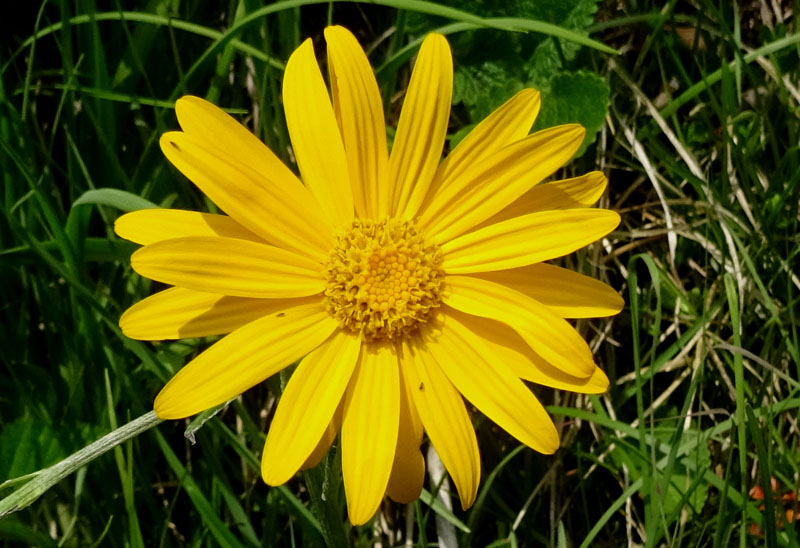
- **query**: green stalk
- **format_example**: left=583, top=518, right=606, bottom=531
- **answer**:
left=0, top=412, right=162, bottom=517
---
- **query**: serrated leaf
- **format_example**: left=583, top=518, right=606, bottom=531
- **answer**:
left=524, top=0, right=601, bottom=83
left=453, top=62, right=525, bottom=121
left=534, top=71, right=609, bottom=156
left=441, top=0, right=606, bottom=155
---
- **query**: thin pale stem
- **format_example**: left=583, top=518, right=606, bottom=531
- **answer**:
left=0, top=411, right=162, bottom=517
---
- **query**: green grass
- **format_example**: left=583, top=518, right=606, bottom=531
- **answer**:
left=1, top=0, right=799, bottom=546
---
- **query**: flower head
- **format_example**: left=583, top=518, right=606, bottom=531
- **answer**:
left=116, top=26, right=622, bottom=525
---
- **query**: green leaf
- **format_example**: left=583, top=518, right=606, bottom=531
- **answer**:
left=0, top=238, right=136, bottom=264
left=441, top=0, right=608, bottom=156
left=453, top=61, right=525, bottom=121
left=72, top=188, right=159, bottom=212
left=183, top=401, right=231, bottom=445
left=525, top=0, right=601, bottom=81
left=0, top=419, right=65, bottom=482
left=659, top=430, right=711, bottom=517
left=0, top=414, right=161, bottom=518
left=534, top=71, right=610, bottom=155
left=0, top=518, right=59, bottom=548
left=419, top=488, right=471, bottom=533
left=0, top=419, right=110, bottom=483
left=610, top=428, right=711, bottom=518
left=153, top=430, right=248, bottom=548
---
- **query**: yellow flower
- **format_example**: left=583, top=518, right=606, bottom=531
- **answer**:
left=116, top=26, right=622, bottom=525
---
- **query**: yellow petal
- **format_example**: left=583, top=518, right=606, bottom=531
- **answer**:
left=446, top=308, right=609, bottom=393
left=283, top=38, right=354, bottom=228
left=424, top=313, right=560, bottom=454
left=174, top=96, right=321, bottom=223
left=301, top=400, right=344, bottom=471
left=444, top=275, right=596, bottom=378
left=342, top=343, right=400, bottom=525
left=120, top=287, right=316, bottom=340
left=399, top=337, right=480, bottom=509
left=420, top=125, right=585, bottom=244
left=468, top=263, right=623, bottom=318
left=476, top=171, right=608, bottom=231
left=262, top=331, right=361, bottom=485
left=115, top=209, right=262, bottom=246
left=389, top=33, right=452, bottom=219
left=424, top=89, right=541, bottom=206
left=160, top=131, right=332, bottom=261
left=131, top=236, right=325, bottom=298
left=325, top=26, right=389, bottom=219
left=386, top=369, right=425, bottom=504
left=527, top=171, right=608, bottom=210
left=154, top=300, right=337, bottom=419
left=442, top=208, right=620, bottom=274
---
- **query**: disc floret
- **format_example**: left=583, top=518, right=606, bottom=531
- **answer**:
left=324, top=219, right=445, bottom=341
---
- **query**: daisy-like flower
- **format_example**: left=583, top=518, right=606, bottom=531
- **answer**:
left=116, top=26, right=622, bottom=525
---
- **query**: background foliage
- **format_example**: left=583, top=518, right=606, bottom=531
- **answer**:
left=1, top=0, right=799, bottom=546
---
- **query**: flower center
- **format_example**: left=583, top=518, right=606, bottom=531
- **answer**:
left=323, top=218, right=445, bottom=341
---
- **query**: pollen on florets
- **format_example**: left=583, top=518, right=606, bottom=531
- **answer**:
left=323, top=218, right=445, bottom=341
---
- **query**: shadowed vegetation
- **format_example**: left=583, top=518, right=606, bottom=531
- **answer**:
left=1, top=0, right=798, bottom=546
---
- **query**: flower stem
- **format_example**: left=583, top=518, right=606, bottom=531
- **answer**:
left=0, top=411, right=162, bottom=517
